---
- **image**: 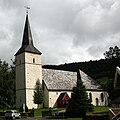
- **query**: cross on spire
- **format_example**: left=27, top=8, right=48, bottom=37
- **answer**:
left=25, top=6, right=30, bottom=15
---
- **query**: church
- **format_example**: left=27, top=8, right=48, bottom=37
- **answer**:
left=15, top=13, right=108, bottom=109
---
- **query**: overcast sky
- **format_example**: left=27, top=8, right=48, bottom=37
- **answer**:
left=0, top=0, right=120, bottom=65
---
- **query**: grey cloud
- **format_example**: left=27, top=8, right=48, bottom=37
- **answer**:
left=70, top=0, right=120, bottom=48
left=0, top=0, right=27, bottom=10
left=31, top=0, right=120, bottom=48
left=0, top=0, right=120, bottom=65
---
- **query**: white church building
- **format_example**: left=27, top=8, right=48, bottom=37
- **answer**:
left=15, top=14, right=108, bottom=109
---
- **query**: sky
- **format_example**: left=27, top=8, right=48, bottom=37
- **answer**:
left=0, top=0, right=120, bottom=65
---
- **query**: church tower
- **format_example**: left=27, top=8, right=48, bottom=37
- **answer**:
left=15, top=13, right=42, bottom=109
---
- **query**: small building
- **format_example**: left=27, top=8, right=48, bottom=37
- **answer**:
left=109, top=67, right=120, bottom=120
left=114, top=67, right=120, bottom=89
left=111, top=66, right=120, bottom=108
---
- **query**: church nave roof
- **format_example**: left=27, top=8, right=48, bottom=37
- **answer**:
left=42, top=69, right=102, bottom=91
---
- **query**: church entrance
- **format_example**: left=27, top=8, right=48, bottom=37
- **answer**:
left=57, top=92, right=70, bottom=108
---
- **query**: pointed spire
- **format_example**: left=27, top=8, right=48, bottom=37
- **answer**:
left=22, top=14, right=33, bottom=46
left=15, top=13, right=41, bottom=56
left=22, top=6, right=33, bottom=46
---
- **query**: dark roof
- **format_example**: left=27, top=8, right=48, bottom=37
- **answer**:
left=15, top=14, right=41, bottom=56
left=42, top=69, right=102, bottom=90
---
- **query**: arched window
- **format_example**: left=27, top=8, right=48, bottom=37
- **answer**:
left=101, top=93, right=104, bottom=102
left=96, top=98, right=99, bottom=106
left=89, top=93, right=92, bottom=102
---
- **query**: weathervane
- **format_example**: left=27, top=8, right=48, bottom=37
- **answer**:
left=24, top=6, right=30, bottom=15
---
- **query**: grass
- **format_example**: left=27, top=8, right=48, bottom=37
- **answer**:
left=34, top=108, right=42, bottom=116
left=65, top=118, right=83, bottom=120
left=34, top=108, right=50, bottom=116
left=34, top=108, right=83, bottom=119
left=93, top=106, right=109, bottom=113
left=34, top=108, right=65, bottom=116
left=94, top=106, right=109, bottom=111
left=45, top=106, right=109, bottom=119
left=86, top=106, right=109, bottom=116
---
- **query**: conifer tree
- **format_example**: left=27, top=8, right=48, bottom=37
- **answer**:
left=66, top=71, right=93, bottom=118
left=33, top=79, right=43, bottom=108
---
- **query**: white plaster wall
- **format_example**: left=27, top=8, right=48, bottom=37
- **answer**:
left=15, top=52, right=42, bottom=109
left=25, top=53, right=42, bottom=109
left=47, top=90, right=108, bottom=108
left=25, top=53, right=42, bottom=84
left=26, top=89, right=37, bottom=109
left=87, top=91, right=108, bottom=106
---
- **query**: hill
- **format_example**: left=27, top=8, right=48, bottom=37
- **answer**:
left=43, top=58, right=120, bottom=80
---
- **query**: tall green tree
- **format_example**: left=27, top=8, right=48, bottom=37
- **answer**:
left=65, top=74, right=93, bottom=118
left=33, top=79, right=43, bottom=108
left=103, top=46, right=120, bottom=101
left=0, top=59, right=15, bottom=108
left=104, top=46, right=120, bottom=59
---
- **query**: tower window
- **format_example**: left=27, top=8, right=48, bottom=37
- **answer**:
left=15, top=58, right=17, bottom=64
left=89, top=93, right=92, bottom=102
left=33, top=58, right=35, bottom=63
left=101, top=93, right=104, bottom=102
left=19, top=60, right=21, bottom=64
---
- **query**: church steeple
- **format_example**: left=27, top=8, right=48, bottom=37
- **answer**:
left=22, top=14, right=33, bottom=46
left=15, top=14, right=41, bottom=56
left=15, top=11, right=42, bottom=109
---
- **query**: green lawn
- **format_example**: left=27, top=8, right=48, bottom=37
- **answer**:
left=93, top=106, right=109, bottom=113
left=34, top=108, right=50, bottom=116
left=65, top=118, right=83, bottom=120
left=34, top=108, right=65, bottom=116
left=94, top=106, right=109, bottom=111
left=33, top=106, right=109, bottom=116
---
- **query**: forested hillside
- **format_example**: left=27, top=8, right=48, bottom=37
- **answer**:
left=43, top=58, right=120, bottom=80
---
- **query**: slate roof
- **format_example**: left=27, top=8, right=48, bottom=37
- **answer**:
left=15, top=14, right=41, bottom=56
left=42, top=69, right=102, bottom=91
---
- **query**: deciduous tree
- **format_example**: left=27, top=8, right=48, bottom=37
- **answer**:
left=104, top=46, right=120, bottom=59
left=0, top=59, right=15, bottom=108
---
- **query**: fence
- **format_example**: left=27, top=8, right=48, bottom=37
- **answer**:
left=109, top=108, right=120, bottom=120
